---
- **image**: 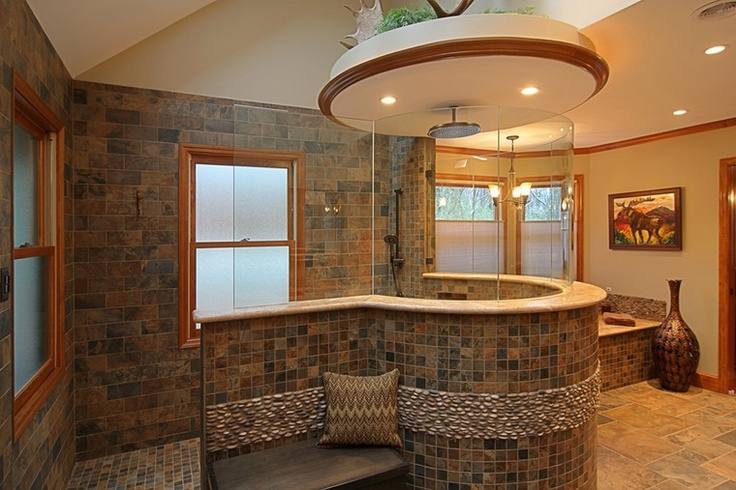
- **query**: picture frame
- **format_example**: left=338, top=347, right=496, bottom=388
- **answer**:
left=608, top=187, right=682, bottom=251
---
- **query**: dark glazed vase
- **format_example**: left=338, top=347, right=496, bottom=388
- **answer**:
left=652, top=280, right=700, bottom=392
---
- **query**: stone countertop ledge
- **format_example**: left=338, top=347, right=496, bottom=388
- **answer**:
left=194, top=281, right=606, bottom=324
left=598, top=317, right=661, bottom=338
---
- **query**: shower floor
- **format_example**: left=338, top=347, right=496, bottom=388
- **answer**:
left=66, top=382, right=736, bottom=489
left=66, top=439, right=200, bottom=489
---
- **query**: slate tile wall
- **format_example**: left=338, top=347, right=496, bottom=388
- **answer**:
left=0, top=0, right=75, bottom=488
left=388, top=137, right=434, bottom=297
left=71, top=81, right=389, bottom=459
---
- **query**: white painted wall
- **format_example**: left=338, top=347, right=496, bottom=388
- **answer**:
left=79, top=0, right=355, bottom=109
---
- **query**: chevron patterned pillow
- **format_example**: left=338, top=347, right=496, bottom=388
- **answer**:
left=319, top=370, right=401, bottom=447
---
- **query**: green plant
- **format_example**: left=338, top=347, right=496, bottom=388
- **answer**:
left=376, top=7, right=437, bottom=33
left=484, top=6, right=536, bottom=15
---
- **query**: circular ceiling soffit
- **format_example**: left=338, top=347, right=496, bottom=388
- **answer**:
left=318, top=14, right=609, bottom=133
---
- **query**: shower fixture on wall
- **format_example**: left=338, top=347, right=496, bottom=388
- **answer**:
left=427, top=106, right=481, bottom=139
left=384, top=188, right=404, bottom=297
left=488, top=135, right=533, bottom=211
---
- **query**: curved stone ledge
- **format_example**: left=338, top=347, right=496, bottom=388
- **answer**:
left=205, top=366, right=600, bottom=453
left=195, top=281, right=606, bottom=324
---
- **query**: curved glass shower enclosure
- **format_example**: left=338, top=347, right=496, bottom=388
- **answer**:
left=191, top=103, right=577, bottom=319
left=372, top=105, right=576, bottom=300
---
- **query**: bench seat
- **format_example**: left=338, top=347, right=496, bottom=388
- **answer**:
left=209, top=439, right=409, bottom=490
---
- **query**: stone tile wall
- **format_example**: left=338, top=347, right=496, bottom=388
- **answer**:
left=604, top=293, right=667, bottom=321
left=374, top=307, right=599, bottom=394
left=202, top=304, right=600, bottom=489
left=599, top=329, right=657, bottom=391
left=387, top=137, right=434, bottom=297
left=71, top=82, right=387, bottom=459
left=421, top=277, right=560, bottom=300
left=0, top=0, right=75, bottom=488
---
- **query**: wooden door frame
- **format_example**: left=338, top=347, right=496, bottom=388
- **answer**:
left=718, top=156, right=736, bottom=392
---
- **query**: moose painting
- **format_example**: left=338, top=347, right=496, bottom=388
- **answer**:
left=608, top=187, right=682, bottom=251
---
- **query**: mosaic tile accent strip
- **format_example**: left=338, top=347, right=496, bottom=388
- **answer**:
left=599, top=327, right=656, bottom=391
left=67, top=438, right=200, bottom=489
left=604, top=293, right=666, bottom=321
left=398, top=365, right=600, bottom=439
left=206, top=387, right=325, bottom=453
left=205, top=366, right=599, bottom=453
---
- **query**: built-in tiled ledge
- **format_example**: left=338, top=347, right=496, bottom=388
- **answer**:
left=194, top=281, right=606, bottom=324
left=598, top=317, right=660, bottom=338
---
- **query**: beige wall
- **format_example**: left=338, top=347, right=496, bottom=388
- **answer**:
left=583, top=126, right=736, bottom=375
left=77, top=0, right=638, bottom=109
left=78, top=0, right=354, bottom=109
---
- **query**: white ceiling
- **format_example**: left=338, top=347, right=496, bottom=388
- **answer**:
left=571, top=0, right=736, bottom=147
left=26, top=0, right=736, bottom=147
left=27, top=0, right=216, bottom=76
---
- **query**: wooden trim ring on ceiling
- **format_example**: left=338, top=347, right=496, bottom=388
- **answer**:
left=318, top=37, right=610, bottom=118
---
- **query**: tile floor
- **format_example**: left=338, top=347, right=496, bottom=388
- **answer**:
left=67, top=381, right=736, bottom=489
left=67, top=439, right=200, bottom=489
left=598, top=380, right=736, bottom=489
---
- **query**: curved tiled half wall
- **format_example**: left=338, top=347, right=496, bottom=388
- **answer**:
left=202, top=298, right=602, bottom=488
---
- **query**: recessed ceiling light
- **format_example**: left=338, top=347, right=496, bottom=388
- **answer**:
left=380, top=95, right=397, bottom=105
left=520, top=86, right=539, bottom=96
left=672, top=109, right=688, bottom=116
left=705, top=45, right=727, bottom=55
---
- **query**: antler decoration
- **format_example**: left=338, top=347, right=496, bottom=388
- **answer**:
left=341, top=0, right=384, bottom=49
left=426, top=0, right=475, bottom=17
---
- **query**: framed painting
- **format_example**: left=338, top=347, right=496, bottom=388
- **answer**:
left=608, top=187, right=682, bottom=251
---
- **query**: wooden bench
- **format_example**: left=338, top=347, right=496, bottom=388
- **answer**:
left=209, top=439, right=410, bottom=490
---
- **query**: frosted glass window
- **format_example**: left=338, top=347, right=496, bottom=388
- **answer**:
left=234, top=166, right=288, bottom=241
left=13, top=123, right=38, bottom=247
left=196, top=164, right=234, bottom=242
left=521, top=221, right=563, bottom=278
left=436, top=221, right=503, bottom=273
left=196, top=248, right=234, bottom=312
left=13, top=256, right=49, bottom=392
left=234, top=247, right=289, bottom=307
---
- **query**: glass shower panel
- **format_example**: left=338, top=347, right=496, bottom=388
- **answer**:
left=233, top=247, right=290, bottom=307
left=234, top=166, right=288, bottom=242
left=196, top=164, right=234, bottom=242
left=13, top=123, right=38, bottom=247
left=13, top=256, right=49, bottom=392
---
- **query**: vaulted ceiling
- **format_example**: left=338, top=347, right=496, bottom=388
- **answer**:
left=25, top=0, right=736, bottom=147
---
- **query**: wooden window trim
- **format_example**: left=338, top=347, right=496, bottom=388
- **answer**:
left=11, top=73, right=65, bottom=439
left=178, top=145, right=306, bottom=349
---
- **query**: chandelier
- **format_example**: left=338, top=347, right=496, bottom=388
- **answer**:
left=488, top=135, right=533, bottom=211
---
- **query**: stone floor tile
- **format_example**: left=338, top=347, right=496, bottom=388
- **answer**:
left=716, top=429, right=736, bottom=448
left=646, top=451, right=727, bottom=488
left=711, top=480, right=736, bottom=490
left=702, top=451, right=736, bottom=482
left=603, top=403, right=695, bottom=436
left=599, top=421, right=681, bottom=464
left=597, top=446, right=667, bottom=490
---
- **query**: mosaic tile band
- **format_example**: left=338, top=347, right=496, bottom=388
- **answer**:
left=205, top=365, right=601, bottom=452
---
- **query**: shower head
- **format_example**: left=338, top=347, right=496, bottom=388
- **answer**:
left=383, top=234, right=399, bottom=245
left=427, top=106, right=481, bottom=139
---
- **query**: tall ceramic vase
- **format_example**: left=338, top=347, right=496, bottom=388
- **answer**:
left=652, top=280, right=700, bottom=392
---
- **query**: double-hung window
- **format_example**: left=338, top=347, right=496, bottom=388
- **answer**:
left=12, top=74, right=65, bottom=437
left=178, top=146, right=304, bottom=347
